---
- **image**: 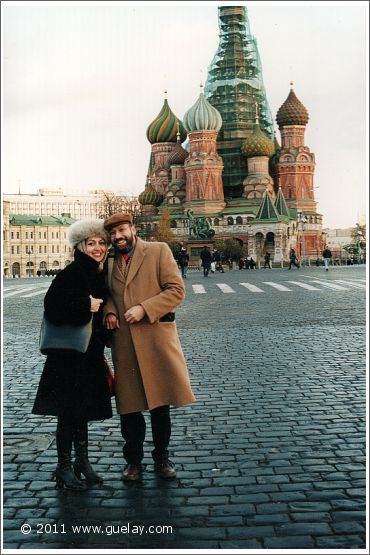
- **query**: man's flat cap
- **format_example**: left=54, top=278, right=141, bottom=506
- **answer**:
left=104, top=213, right=133, bottom=231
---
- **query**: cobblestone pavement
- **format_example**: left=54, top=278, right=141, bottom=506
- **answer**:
left=2, top=265, right=367, bottom=550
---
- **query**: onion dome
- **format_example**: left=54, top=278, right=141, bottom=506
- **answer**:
left=138, top=176, right=164, bottom=207
left=276, top=84, right=309, bottom=127
left=146, top=94, right=187, bottom=144
left=183, top=86, right=222, bottom=132
left=241, top=123, right=274, bottom=158
left=168, top=132, right=189, bottom=166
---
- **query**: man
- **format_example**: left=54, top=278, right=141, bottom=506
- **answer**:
left=288, top=248, right=300, bottom=270
left=103, top=214, right=195, bottom=481
left=177, top=246, right=189, bottom=279
left=263, top=252, right=272, bottom=269
left=322, top=245, right=332, bottom=271
left=200, top=245, right=212, bottom=277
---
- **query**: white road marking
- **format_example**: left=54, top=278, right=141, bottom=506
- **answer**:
left=20, top=288, right=50, bottom=298
left=216, top=284, right=235, bottom=293
left=240, top=282, right=264, bottom=293
left=263, top=282, right=292, bottom=291
left=286, top=281, right=321, bottom=291
left=333, top=280, right=366, bottom=289
left=192, top=284, right=206, bottom=294
left=309, top=280, right=349, bottom=290
left=3, top=286, right=42, bottom=298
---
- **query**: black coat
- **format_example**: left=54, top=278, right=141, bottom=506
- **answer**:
left=32, top=250, right=113, bottom=422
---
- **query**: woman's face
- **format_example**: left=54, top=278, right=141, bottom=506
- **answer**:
left=85, top=236, right=107, bottom=263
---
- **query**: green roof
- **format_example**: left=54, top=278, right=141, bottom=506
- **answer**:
left=275, top=188, right=290, bottom=218
left=9, top=214, right=76, bottom=226
left=255, top=192, right=281, bottom=221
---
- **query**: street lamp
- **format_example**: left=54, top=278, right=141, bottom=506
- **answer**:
left=26, top=247, right=32, bottom=278
left=297, top=211, right=307, bottom=266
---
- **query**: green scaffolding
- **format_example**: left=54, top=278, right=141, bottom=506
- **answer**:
left=205, top=6, right=274, bottom=197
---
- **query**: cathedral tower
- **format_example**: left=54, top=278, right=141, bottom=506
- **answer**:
left=183, top=87, right=225, bottom=215
left=205, top=5, right=274, bottom=198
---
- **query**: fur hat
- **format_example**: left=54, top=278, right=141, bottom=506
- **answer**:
left=67, top=219, right=110, bottom=248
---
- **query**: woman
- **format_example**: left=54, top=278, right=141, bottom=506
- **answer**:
left=32, top=219, right=113, bottom=490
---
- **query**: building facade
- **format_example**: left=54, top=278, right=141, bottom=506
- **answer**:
left=137, top=5, right=324, bottom=263
left=3, top=200, right=76, bottom=278
left=3, top=189, right=103, bottom=220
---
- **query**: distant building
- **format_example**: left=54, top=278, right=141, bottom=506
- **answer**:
left=3, top=200, right=76, bottom=278
left=322, top=227, right=354, bottom=259
left=3, top=189, right=102, bottom=220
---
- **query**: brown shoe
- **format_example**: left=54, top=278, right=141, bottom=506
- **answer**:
left=154, top=460, right=176, bottom=479
left=122, top=463, right=142, bottom=481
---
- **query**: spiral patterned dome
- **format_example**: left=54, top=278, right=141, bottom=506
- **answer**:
left=276, top=88, right=309, bottom=127
left=241, top=123, right=275, bottom=158
left=183, top=91, right=222, bottom=133
left=168, top=142, right=189, bottom=166
left=146, top=99, right=187, bottom=144
left=138, top=178, right=164, bottom=206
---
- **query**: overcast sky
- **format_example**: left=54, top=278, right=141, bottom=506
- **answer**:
left=2, top=0, right=368, bottom=228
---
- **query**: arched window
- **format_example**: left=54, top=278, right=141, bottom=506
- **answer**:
left=236, top=216, right=243, bottom=225
left=227, top=217, right=234, bottom=225
left=213, top=218, right=220, bottom=226
left=170, top=220, right=177, bottom=228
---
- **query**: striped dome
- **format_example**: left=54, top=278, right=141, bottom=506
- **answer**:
left=138, top=178, right=164, bottom=206
left=146, top=99, right=187, bottom=144
left=276, top=88, right=309, bottom=127
left=183, top=92, right=222, bottom=133
left=241, top=124, right=274, bottom=158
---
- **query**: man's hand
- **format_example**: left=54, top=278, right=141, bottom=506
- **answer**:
left=124, top=305, right=145, bottom=324
left=105, top=313, right=120, bottom=329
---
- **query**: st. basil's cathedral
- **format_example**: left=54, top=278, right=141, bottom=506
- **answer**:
left=137, top=5, right=323, bottom=263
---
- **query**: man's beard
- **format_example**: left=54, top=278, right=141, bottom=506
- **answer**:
left=114, top=236, right=134, bottom=254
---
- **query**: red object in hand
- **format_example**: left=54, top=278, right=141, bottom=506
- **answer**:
left=104, top=357, right=115, bottom=397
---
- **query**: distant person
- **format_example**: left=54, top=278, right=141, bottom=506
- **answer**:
left=177, top=246, right=189, bottom=279
left=200, top=245, right=212, bottom=277
left=212, top=248, right=224, bottom=273
left=244, top=257, right=250, bottom=269
left=322, top=246, right=332, bottom=271
left=249, top=256, right=256, bottom=270
left=238, top=257, right=244, bottom=270
left=263, top=252, right=272, bottom=269
left=288, top=249, right=300, bottom=270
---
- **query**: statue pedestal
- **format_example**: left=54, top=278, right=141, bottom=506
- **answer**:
left=185, top=239, right=215, bottom=264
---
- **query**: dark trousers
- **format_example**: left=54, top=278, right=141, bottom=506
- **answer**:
left=120, top=405, right=171, bottom=464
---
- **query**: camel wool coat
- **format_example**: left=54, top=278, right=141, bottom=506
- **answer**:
left=104, top=238, right=196, bottom=415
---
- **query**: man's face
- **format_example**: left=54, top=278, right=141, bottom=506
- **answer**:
left=109, top=223, right=137, bottom=254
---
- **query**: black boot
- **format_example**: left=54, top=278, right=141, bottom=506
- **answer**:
left=73, top=423, right=103, bottom=483
left=55, top=421, right=86, bottom=490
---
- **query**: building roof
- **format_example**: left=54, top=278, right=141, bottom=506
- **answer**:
left=241, top=123, right=275, bottom=158
left=9, top=214, right=76, bottom=226
left=255, top=191, right=281, bottom=221
left=146, top=97, right=187, bottom=144
left=183, top=89, right=222, bottom=133
left=276, top=86, right=309, bottom=128
left=274, top=187, right=290, bottom=218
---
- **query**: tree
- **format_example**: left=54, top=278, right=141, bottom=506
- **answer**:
left=214, top=238, right=243, bottom=262
left=96, top=191, right=142, bottom=222
left=154, top=208, right=181, bottom=257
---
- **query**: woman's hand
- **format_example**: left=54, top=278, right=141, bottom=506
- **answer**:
left=90, top=295, right=104, bottom=313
